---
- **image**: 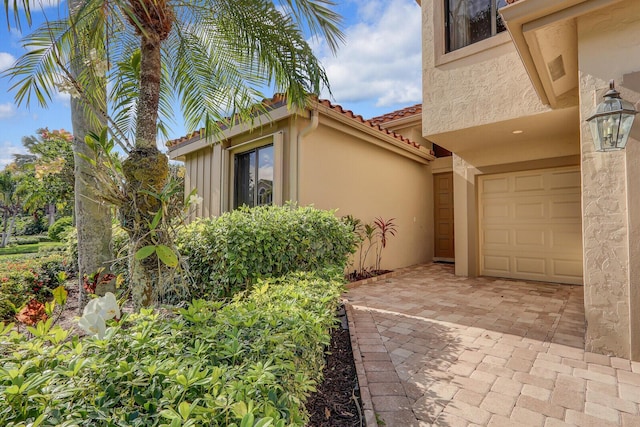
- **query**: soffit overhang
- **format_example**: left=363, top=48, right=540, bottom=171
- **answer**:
left=500, top=0, right=625, bottom=108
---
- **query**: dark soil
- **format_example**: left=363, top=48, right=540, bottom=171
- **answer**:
left=345, top=269, right=392, bottom=282
left=306, top=326, right=362, bottom=427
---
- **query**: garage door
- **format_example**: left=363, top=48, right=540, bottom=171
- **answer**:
left=478, top=166, right=583, bottom=285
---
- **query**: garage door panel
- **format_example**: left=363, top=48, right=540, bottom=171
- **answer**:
left=552, top=259, right=583, bottom=278
left=483, top=228, right=510, bottom=245
left=483, top=203, right=510, bottom=219
left=551, top=228, right=582, bottom=251
left=483, top=255, right=511, bottom=273
left=515, top=229, right=545, bottom=247
left=550, top=199, right=581, bottom=219
left=549, top=170, right=581, bottom=189
left=515, top=257, right=546, bottom=275
left=515, top=201, right=545, bottom=219
left=482, top=177, right=510, bottom=194
left=479, top=166, right=583, bottom=285
left=514, top=174, right=545, bottom=191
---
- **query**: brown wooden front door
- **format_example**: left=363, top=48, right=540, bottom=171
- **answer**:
left=434, top=172, right=455, bottom=260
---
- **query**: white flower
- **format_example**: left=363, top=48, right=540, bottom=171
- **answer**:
left=78, top=312, right=106, bottom=339
left=100, top=292, right=121, bottom=320
left=83, top=297, right=102, bottom=317
left=84, top=48, right=109, bottom=77
left=55, top=79, right=81, bottom=99
left=188, top=194, right=203, bottom=206
left=78, top=292, right=120, bottom=339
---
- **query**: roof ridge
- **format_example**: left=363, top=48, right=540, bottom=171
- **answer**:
left=368, top=103, right=423, bottom=126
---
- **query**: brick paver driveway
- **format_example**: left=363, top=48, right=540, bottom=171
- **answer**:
left=344, top=263, right=640, bottom=427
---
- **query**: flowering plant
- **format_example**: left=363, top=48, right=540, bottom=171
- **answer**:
left=78, top=292, right=120, bottom=339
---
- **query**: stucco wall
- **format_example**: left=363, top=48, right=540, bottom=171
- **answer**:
left=299, top=118, right=433, bottom=270
left=578, top=0, right=640, bottom=360
left=421, top=0, right=550, bottom=137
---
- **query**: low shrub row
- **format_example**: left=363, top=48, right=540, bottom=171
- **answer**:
left=0, top=271, right=344, bottom=426
left=0, top=253, right=70, bottom=321
left=177, top=204, right=357, bottom=298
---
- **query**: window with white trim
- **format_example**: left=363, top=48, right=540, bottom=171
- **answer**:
left=445, top=0, right=507, bottom=52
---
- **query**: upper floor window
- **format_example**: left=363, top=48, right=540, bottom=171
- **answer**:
left=233, top=145, right=274, bottom=209
left=445, top=0, right=507, bottom=52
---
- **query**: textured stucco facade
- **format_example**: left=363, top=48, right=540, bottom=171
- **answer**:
left=577, top=0, right=640, bottom=360
left=421, top=0, right=640, bottom=360
left=421, top=0, right=550, bottom=137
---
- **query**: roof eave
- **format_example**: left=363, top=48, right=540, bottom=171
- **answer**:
left=168, top=104, right=297, bottom=159
left=501, top=0, right=625, bottom=108
left=317, top=103, right=434, bottom=164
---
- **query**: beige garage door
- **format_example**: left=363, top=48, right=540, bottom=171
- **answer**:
left=478, top=166, right=583, bottom=285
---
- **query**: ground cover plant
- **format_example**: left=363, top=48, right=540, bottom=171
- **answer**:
left=0, top=272, right=344, bottom=427
left=178, top=204, right=357, bottom=298
left=0, top=253, right=70, bottom=321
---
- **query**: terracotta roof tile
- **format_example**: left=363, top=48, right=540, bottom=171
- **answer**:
left=167, top=95, right=426, bottom=153
left=316, top=99, right=423, bottom=150
left=368, top=104, right=422, bottom=125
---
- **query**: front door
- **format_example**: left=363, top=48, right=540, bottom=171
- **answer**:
left=434, top=172, right=455, bottom=261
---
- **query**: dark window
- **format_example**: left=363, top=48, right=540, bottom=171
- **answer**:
left=233, top=145, right=274, bottom=209
left=445, top=0, right=507, bottom=53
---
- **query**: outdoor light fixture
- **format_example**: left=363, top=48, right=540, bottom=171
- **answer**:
left=586, top=80, right=638, bottom=152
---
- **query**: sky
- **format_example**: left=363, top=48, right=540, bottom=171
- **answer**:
left=0, top=0, right=422, bottom=168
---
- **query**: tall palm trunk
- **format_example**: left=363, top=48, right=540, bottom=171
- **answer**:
left=121, top=0, right=172, bottom=307
left=70, top=0, right=112, bottom=307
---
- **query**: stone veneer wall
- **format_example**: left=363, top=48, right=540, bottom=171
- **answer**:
left=578, top=1, right=640, bottom=360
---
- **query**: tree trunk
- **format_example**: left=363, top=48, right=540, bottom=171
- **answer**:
left=70, top=0, right=112, bottom=309
left=1, top=210, right=8, bottom=248
left=121, top=11, right=172, bottom=307
left=72, top=100, right=113, bottom=307
left=3, top=209, right=17, bottom=247
left=47, top=203, right=56, bottom=227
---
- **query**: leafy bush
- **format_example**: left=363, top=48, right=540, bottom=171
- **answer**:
left=48, top=216, right=73, bottom=242
left=177, top=204, right=357, bottom=298
left=0, top=272, right=343, bottom=426
left=0, top=254, right=70, bottom=321
left=63, top=225, right=129, bottom=277
left=23, top=216, right=47, bottom=236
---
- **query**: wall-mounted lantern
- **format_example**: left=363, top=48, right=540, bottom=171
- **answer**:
left=586, top=80, right=637, bottom=152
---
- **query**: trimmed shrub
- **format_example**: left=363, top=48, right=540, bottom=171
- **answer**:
left=177, top=204, right=357, bottom=298
left=0, top=271, right=343, bottom=426
left=48, top=216, right=73, bottom=242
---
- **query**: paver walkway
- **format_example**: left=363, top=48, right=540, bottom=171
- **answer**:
left=344, top=263, right=640, bottom=427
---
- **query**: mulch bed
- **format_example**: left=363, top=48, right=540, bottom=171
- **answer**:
left=306, top=325, right=362, bottom=427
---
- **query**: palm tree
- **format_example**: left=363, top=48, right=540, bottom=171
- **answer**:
left=4, top=0, right=343, bottom=307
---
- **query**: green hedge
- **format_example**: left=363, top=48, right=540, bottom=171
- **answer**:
left=177, top=205, right=357, bottom=298
left=48, top=216, right=73, bottom=242
left=0, top=272, right=343, bottom=426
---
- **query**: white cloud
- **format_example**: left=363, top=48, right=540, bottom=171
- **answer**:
left=0, top=52, right=16, bottom=72
left=54, top=90, right=71, bottom=107
left=0, top=103, right=16, bottom=119
left=0, top=140, right=27, bottom=169
left=8, top=0, right=62, bottom=10
left=316, top=0, right=422, bottom=109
